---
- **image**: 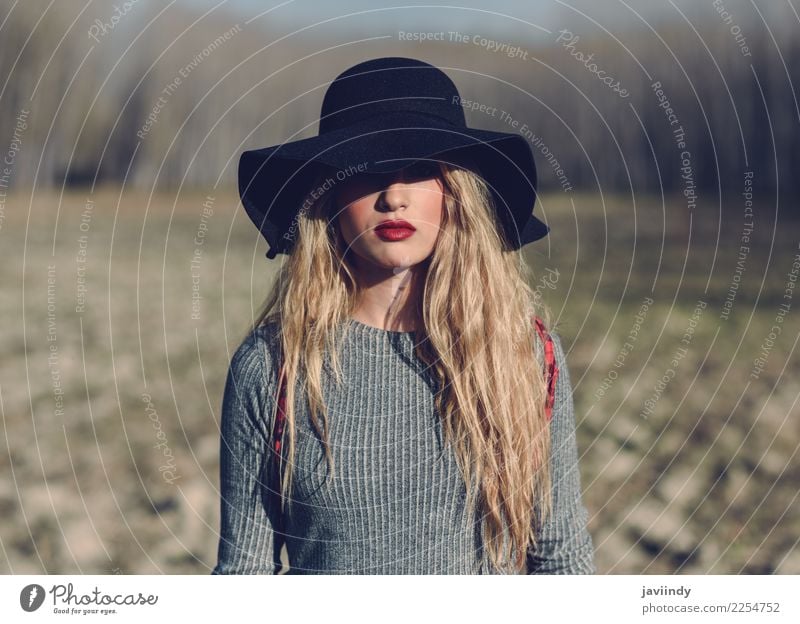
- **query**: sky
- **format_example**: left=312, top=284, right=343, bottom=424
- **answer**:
left=169, top=0, right=795, bottom=50
left=174, top=0, right=717, bottom=40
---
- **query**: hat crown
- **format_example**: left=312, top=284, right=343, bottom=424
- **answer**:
left=319, top=57, right=467, bottom=134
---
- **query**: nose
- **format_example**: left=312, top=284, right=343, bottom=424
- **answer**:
left=379, top=171, right=410, bottom=211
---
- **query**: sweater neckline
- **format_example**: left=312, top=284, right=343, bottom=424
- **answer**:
left=347, top=317, right=419, bottom=336
left=343, top=318, right=422, bottom=358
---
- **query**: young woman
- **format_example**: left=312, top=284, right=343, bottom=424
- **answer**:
left=211, top=57, right=595, bottom=574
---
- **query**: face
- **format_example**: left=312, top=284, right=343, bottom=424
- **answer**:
left=332, top=161, right=445, bottom=272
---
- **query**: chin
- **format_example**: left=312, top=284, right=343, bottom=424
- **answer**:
left=366, top=248, right=427, bottom=271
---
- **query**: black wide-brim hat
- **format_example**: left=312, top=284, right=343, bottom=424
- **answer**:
left=239, top=56, right=549, bottom=259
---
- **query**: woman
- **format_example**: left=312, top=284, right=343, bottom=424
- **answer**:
left=211, top=57, right=595, bottom=574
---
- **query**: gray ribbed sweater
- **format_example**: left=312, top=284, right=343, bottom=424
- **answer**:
left=211, top=319, right=595, bottom=574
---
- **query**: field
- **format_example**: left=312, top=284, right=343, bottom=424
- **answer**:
left=1, top=187, right=798, bottom=573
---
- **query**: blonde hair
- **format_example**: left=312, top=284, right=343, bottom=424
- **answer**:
left=249, top=160, right=555, bottom=573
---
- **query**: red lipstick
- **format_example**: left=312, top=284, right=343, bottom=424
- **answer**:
left=374, top=219, right=416, bottom=241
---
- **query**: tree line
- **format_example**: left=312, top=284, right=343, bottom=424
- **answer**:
left=0, top=1, right=796, bottom=204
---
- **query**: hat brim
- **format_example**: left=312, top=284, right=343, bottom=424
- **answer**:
left=238, top=111, right=549, bottom=258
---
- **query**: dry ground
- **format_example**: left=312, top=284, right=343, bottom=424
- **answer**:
left=1, top=187, right=798, bottom=573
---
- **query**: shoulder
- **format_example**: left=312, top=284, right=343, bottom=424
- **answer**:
left=548, top=332, right=572, bottom=398
left=549, top=331, right=568, bottom=371
left=221, top=322, right=283, bottom=440
left=226, top=321, right=282, bottom=390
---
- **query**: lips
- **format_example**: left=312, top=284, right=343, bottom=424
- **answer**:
left=375, top=219, right=416, bottom=231
left=374, top=219, right=416, bottom=241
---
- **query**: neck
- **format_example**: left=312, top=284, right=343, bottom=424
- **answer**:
left=348, top=257, right=428, bottom=332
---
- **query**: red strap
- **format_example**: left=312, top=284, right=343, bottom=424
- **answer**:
left=532, top=316, right=559, bottom=423
left=270, top=318, right=559, bottom=491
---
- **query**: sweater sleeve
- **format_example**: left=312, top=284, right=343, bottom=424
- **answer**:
left=211, top=327, right=284, bottom=574
left=527, top=332, right=596, bottom=574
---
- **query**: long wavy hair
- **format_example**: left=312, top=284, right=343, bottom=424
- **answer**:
left=248, top=159, right=556, bottom=573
